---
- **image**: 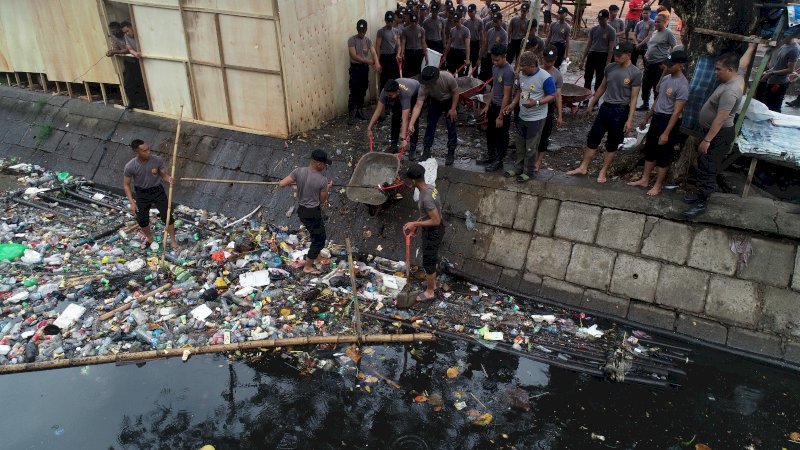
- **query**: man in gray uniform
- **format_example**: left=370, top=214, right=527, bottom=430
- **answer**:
left=424, top=3, right=446, bottom=53
left=408, top=67, right=461, bottom=165
left=464, top=4, right=485, bottom=73
left=443, top=12, right=471, bottom=75
left=366, top=78, right=422, bottom=157
left=536, top=46, right=565, bottom=171
left=400, top=13, right=428, bottom=79
left=404, top=163, right=445, bottom=303
left=546, top=6, right=571, bottom=68
left=480, top=12, right=508, bottom=81
left=579, top=9, right=617, bottom=94
left=638, top=14, right=675, bottom=111
left=507, top=2, right=531, bottom=64
left=348, top=19, right=378, bottom=125
left=755, top=36, right=799, bottom=112
left=279, top=150, right=333, bottom=275
left=632, top=6, right=654, bottom=67
left=567, top=42, right=641, bottom=183
left=376, top=11, right=401, bottom=91
left=123, top=139, right=177, bottom=250
left=608, top=4, right=626, bottom=39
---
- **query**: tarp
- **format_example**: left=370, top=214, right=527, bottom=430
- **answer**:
left=738, top=99, right=800, bottom=167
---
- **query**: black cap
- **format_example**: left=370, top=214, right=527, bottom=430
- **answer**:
left=409, top=12, right=418, bottom=22
left=407, top=0, right=417, bottom=5
left=468, top=4, right=477, bottom=12
left=456, top=5, right=466, bottom=13
left=613, top=41, right=634, bottom=54
left=490, top=3, right=500, bottom=12
left=454, top=12, right=463, bottom=20
left=431, top=2, right=439, bottom=11
left=543, top=46, right=558, bottom=61
left=492, top=12, right=502, bottom=21
left=447, top=5, right=455, bottom=13
left=666, top=50, right=688, bottom=64
left=356, top=19, right=368, bottom=31
left=419, top=4, right=428, bottom=11
left=311, top=149, right=332, bottom=165
left=406, top=163, right=425, bottom=180
left=397, top=10, right=406, bottom=17
left=385, top=11, right=395, bottom=21
left=598, top=9, right=609, bottom=18
left=420, top=66, right=441, bottom=84
left=521, top=3, right=530, bottom=11
left=558, top=6, right=569, bottom=14
left=445, top=0, right=453, bottom=6
left=525, top=37, right=540, bottom=50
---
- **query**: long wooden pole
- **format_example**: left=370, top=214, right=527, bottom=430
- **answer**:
left=345, top=238, right=363, bottom=345
left=98, top=283, right=173, bottom=321
left=181, top=177, right=279, bottom=185
left=0, top=333, right=435, bottom=376
left=514, top=1, right=539, bottom=75
left=158, top=106, right=184, bottom=275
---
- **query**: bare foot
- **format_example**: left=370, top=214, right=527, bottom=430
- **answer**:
left=646, top=186, right=662, bottom=196
left=627, top=178, right=649, bottom=187
left=302, top=267, right=322, bottom=275
left=597, top=173, right=608, bottom=183
left=170, top=241, right=179, bottom=251
left=534, top=164, right=541, bottom=171
left=566, top=167, right=587, bottom=176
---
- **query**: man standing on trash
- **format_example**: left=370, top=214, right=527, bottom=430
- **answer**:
left=366, top=78, right=422, bottom=157
left=278, top=150, right=333, bottom=275
left=123, top=139, right=178, bottom=251
left=408, top=66, right=460, bottom=165
left=404, top=163, right=445, bottom=303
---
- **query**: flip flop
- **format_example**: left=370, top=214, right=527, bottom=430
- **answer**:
left=504, top=169, right=521, bottom=178
left=302, top=268, right=322, bottom=276
left=516, top=173, right=532, bottom=183
left=416, top=292, right=436, bottom=302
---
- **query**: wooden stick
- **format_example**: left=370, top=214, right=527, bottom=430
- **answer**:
left=100, top=83, right=108, bottom=105
left=345, top=238, right=363, bottom=345
left=98, top=283, right=172, bottom=321
left=66, top=82, right=73, bottom=98
left=0, top=333, right=435, bottom=375
left=742, top=158, right=758, bottom=198
left=181, top=177, right=279, bottom=185
left=158, top=106, right=184, bottom=276
left=515, top=0, right=540, bottom=74
left=694, top=28, right=776, bottom=46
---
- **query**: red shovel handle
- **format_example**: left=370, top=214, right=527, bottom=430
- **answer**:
left=369, top=134, right=374, bottom=153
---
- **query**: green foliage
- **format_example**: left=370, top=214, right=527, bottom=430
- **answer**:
left=35, top=122, right=54, bottom=145
left=33, top=98, right=47, bottom=115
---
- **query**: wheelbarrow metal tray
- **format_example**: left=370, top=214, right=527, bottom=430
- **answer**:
left=562, top=83, right=592, bottom=103
left=346, top=152, right=400, bottom=205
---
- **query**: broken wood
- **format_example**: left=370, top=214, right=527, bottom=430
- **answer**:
left=98, top=283, right=172, bottom=321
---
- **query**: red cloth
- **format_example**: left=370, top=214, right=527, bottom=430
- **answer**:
left=626, top=0, right=643, bottom=20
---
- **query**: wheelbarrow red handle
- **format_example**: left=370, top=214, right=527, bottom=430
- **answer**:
left=398, top=59, right=404, bottom=78
left=397, top=134, right=411, bottom=161
left=468, top=64, right=480, bottom=77
left=451, top=63, right=467, bottom=77
left=369, top=135, right=374, bottom=153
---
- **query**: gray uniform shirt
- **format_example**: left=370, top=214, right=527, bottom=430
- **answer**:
left=635, top=19, right=654, bottom=42
left=377, top=26, right=399, bottom=55
left=545, top=65, right=564, bottom=89
left=767, top=43, right=800, bottom=84
left=654, top=73, right=689, bottom=115
left=449, top=26, right=470, bottom=50
left=699, top=75, right=744, bottom=129
left=419, top=70, right=459, bottom=102
left=124, top=155, right=164, bottom=189
left=418, top=185, right=444, bottom=224
left=347, top=35, right=373, bottom=62
left=402, top=25, right=425, bottom=50
left=509, top=16, right=530, bottom=40
left=588, top=24, right=616, bottom=53
left=464, top=18, right=484, bottom=42
left=491, top=62, right=515, bottom=105
left=423, top=16, right=445, bottom=41
left=549, top=21, right=571, bottom=44
left=484, top=18, right=508, bottom=31
left=644, top=28, right=675, bottom=63
left=289, top=167, right=328, bottom=209
left=379, top=78, right=420, bottom=109
left=609, top=18, right=625, bottom=34
left=603, top=63, right=643, bottom=104
left=486, top=26, right=509, bottom=47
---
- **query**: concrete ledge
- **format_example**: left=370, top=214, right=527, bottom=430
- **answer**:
left=727, top=328, right=782, bottom=359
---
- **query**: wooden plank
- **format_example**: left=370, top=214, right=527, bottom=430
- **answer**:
left=39, top=74, right=47, bottom=92
left=0, top=0, right=46, bottom=73
left=14, top=73, right=20, bottom=87
left=100, top=83, right=108, bottom=104
left=742, top=158, right=758, bottom=198
left=111, top=0, right=179, bottom=7
left=191, top=65, right=229, bottom=124
left=141, top=59, right=194, bottom=116
left=213, top=13, right=233, bottom=123
left=84, top=82, right=92, bottom=101
left=131, top=5, right=188, bottom=59
left=272, top=0, right=291, bottom=134
left=225, top=69, right=286, bottom=134
left=26, top=73, right=34, bottom=91
left=54, top=81, right=61, bottom=94
left=183, top=0, right=274, bottom=16
left=694, top=28, right=777, bottom=46
left=129, top=4, right=153, bottom=109
left=66, top=82, right=74, bottom=97
left=217, top=14, right=281, bottom=71
left=183, top=10, right=221, bottom=65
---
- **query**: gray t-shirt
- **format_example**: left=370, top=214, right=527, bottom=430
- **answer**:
left=124, top=35, right=138, bottom=52
left=484, top=18, right=508, bottom=31
left=124, top=155, right=164, bottom=189
left=609, top=18, right=625, bottom=34
left=419, top=70, right=458, bottom=102
left=589, top=24, right=616, bottom=53
left=491, top=62, right=515, bottom=105
left=289, top=167, right=328, bottom=209
left=767, top=43, right=800, bottom=84
left=549, top=21, right=571, bottom=44
left=464, top=18, right=484, bottom=42
left=449, top=26, right=470, bottom=50
left=379, top=78, right=420, bottom=109
left=644, top=28, right=676, bottom=63
left=377, top=26, right=399, bottom=55
left=699, top=75, right=744, bottom=129
left=603, top=62, right=643, bottom=104
left=545, top=65, right=564, bottom=89
left=418, top=185, right=443, bottom=224
left=486, top=26, right=509, bottom=47
left=635, top=19, right=654, bottom=42
left=509, top=16, right=530, bottom=40
left=654, top=73, right=689, bottom=115
left=347, top=35, right=373, bottom=62
left=423, top=16, right=445, bottom=41
left=402, top=25, right=425, bottom=50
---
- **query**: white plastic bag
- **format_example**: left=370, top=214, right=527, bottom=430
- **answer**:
left=413, top=157, right=439, bottom=202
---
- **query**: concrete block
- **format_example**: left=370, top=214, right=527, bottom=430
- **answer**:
left=477, top=189, right=519, bottom=228
left=526, top=236, right=572, bottom=280
left=627, top=302, right=676, bottom=330
left=641, top=217, right=692, bottom=264
left=485, top=228, right=531, bottom=270
left=534, top=198, right=560, bottom=236
left=727, top=328, right=782, bottom=358
left=595, top=209, right=646, bottom=253
left=554, top=202, right=601, bottom=243
left=499, top=268, right=521, bottom=292
left=609, top=254, right=660, bottom=302
left=513, top=194, right=538, bottom=232
left=540, top=277, right=584, bottom=307
left=736, top=238, right=796, bottom=287
left=655, top=265, right=709, bottom=313
left=785, top=340, right=800, bottom=365
left=461, top=259, right=503, bottom=285
left=70, top=137, right=101, bottom=163
left=675, top=314, right=727, bottom=344
left=582, top=289, right=630, bottom=317
left=762, top=287, right=800, bottom=336
left=705, top=276, right=758, bottom=326
left=794, top=247, right=800, bottom=291
left=445, top=183, right=484, bottom=218
left=1, top=121, right=29, bottom=146
left=444, top=219, right=494, bottom=261
left=565, top=244, right=616, bottom=291
left=688, top=228, right=737, bottom=276
left=518, top=272, right=542, bottom=296
left=239, top=144, right=274, bottom=176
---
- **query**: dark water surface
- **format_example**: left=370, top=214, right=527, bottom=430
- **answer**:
left=1, top=337, right=798, bottom=450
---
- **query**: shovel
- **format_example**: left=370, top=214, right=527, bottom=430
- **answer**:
left=395, top=227, right=418, bottom=309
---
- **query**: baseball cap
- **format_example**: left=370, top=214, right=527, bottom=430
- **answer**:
left=666, top=50, right=688, bottom=64
left=385, top=11, right=395, bottom=21
left=456, top=4, right=466, bottom=13
left=409, top=12, right=418, bottom=22
left=406, top=163, right=425, bottom=180
left=468, top=4, right=477, bottom=12
left=430, top=2, right=439, bottom=11
left=454, top=12, right=463, bottom=20
left=598, top=9, right=610, bottom=18
left=521, top=3, right=530, bottom=11
left=447, top=5, right=455, bottom=13
left=311, top=149, right=332, bottom=165
left=420, top=66, right=441, bottom=84
left=356, top=19, right=367, bottom=31
left=445, top=0, right=453, bottom=6
left=492, top=12, right=502, bottom=21
left=543, top=46, right=558, bottom=61
left=613, top=41, right=634, bottom=54
left=419, top=3, right=428, bottom=11
left=558, top=6, right=569, bottom=14
left=490, top=3, right=501, bottom=12
left=407, top=0, right=417, bottom=6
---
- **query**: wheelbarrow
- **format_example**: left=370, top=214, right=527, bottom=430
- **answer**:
left=345, top=150, right=404, bottom=216
left=561, top=83, right=593, bottom=116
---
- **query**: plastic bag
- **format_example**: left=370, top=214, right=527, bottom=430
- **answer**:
left=0, top=243, right=27, bottom=261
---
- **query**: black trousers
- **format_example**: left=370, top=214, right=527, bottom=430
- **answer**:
left=348, top=63, right=369, bottom=113
left=643, top=113, right=681, bottom=167
left=404, top=49, right=424, bottom=79
left=379, top=53, right=400, bottom=91
left=486, top=103, right=511, bottom=162
left=123, top=59, right=149, bottom=109
left=423, top=97, right=458, bottom=156
left=390, top=93, right=420, bottom=151
left=584, top=51, right=608, bottom=92
left=553, top=42, right=566, bottom=69
left=422, top=224, right=446, bottom=274
left=469, top=41, right=481, bottom=70
left=538, top=103, right=556, bottom=152
left=696, top=126, right=736, bottom=201
left=446, top=48, right=468, bottom=75
left=755, top=81, right=790, bottom=113
left=508, top=39, right=523, bottom=64
left=641, top=62, right=663, bottom=105
left=134, top=185, right=171, bottom=228
left=426, top=40, right=444, bottom=53
left=632, top=44, right=647, bottom=67
left=297, top=206, right=326, bottom=260
left=479, top=55, right=493, bottom=82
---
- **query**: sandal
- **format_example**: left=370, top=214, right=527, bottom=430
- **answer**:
left=516, top=173, right=532, bottom=183
left=504, top=169, right=521, bottom=178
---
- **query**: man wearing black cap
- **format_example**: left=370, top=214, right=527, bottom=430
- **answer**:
left=536, top=45, right=564, bottom=171
left=483, top=3, right=506, bottom=31
left=418, top=3, right=429, bottom=23
left=423, top=3, right=446, bottom=53
left=524, top=28, right=545, bottom=57
left=442, top=12, right=470, bottom=75
left=348, top=20, right=379, bottom=125
left=479, top=0, right=493, bottom=19
left=507, top=2, right=531, bottom=64
left=638, top=14, right=675, bottom=111
left=408, top=67, right=460, bottom=164
left=479, top=12, right=508, bottom=81
left=464, top=4, right=485, bottom=73
left=628, top=50, right=688, bottom=196
left=278, top=150, right=333, bottom=275
left=580, top=9, right=617, bottom=95
left=478, top=44, right=515, bottom=172
left=546, top=7, right=571, bottom=69
left=376, top=11, right=401, bottom=93
left=567, top=42, right=641, bottom=183
left=404, top=163, right=445, bottom=303
left=400, top=13, right=428, bottom=78
left=366, top=78, right=422, bottom=157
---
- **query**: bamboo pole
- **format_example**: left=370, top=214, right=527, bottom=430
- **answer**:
left=514, top=0, right=539, bottom=75
left=158, top=106, right=184, bottom=276
left=0, top=333, right=435, bottom=376
left=345, top=238, right=363, bottom=345
left=181, top=177, right=279, bottom=185
left=99, top=283, right=172, bottom=321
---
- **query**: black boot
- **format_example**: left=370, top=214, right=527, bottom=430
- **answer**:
left=683, top=201, right=708, bottom=219
left=445, top=148, right=456, bottom=166
left=485, top=160, right=503, bottom=172
left=356, top=108, right=368, bottom=120
left=347, top=110, right=356, bottom=126
left=406, top=144, right=417, bottom=161
left=420, top=148, right=432, bottom=160
left=476, top=154, right=494, bottom=165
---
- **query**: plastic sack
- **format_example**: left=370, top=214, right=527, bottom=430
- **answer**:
left=0, top=243, right=28, bottom=261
